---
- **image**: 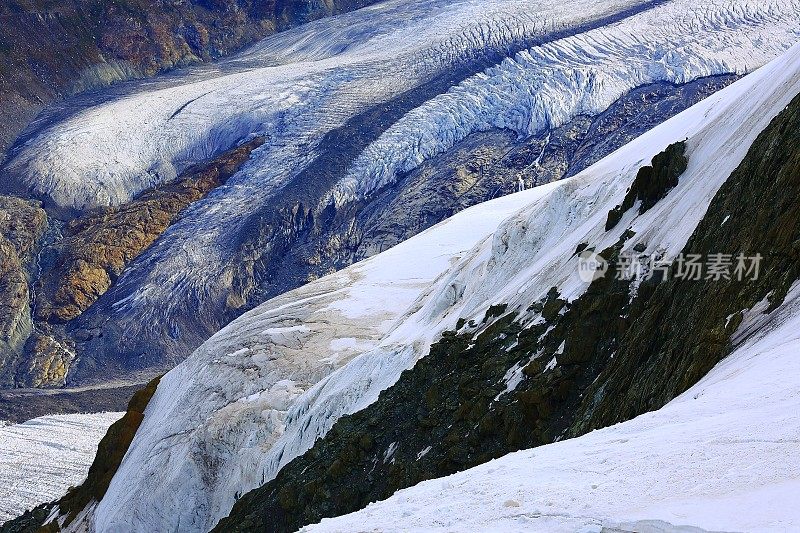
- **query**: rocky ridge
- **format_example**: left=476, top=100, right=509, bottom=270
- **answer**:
left=0, top=197, right=47, bottom=385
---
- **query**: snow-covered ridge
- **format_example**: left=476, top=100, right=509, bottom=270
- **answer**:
left=0, top=412, right=122, bottom=523
left=83, top=41, right=800, bottom=533
left=303, top=282, right=800, bottom=533
left=86, top=188, right=552, bottom=532
left=331, top=0, right=800, bottom=204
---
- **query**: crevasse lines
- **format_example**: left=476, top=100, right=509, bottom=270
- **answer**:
left=5, top=0, right=635, bottom=212
left=331, top=0, right=800, bottom=207
left=65, top=1, right=654, bottom=335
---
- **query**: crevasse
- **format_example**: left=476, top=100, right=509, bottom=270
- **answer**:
left=329, top=0, right=799, bottom=205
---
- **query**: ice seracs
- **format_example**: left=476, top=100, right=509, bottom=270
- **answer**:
left=87, top=187, right=556, bottom=533
left=331, top=0, right=800, bottom=205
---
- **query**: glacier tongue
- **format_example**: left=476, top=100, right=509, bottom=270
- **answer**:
left=0, top=413, right=122, bottom=523
left=85, top=35, right=800, bottom=533
left=4, top=0, right=644, bottom=212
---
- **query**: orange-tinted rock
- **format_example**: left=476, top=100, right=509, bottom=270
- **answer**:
left=0, top=196, right=47, bottom=385
left=36, top=137, right=264, bottom=323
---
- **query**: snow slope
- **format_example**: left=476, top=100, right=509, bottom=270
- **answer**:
left=78, top=39, right=800, bottom=533
left=0, top=412, right=122, bottom=523
left=86, top=186, right=559, bottom=532
left=303, top=283, right=800, bottom=533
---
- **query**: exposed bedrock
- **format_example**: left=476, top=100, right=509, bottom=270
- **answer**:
left=35, top=137, right=265, bottom=324
left=0, top=138, right=263, bottom=389
left=0, top=196, right=47, bottom=386
left=214, top=89, right=800, bottom=533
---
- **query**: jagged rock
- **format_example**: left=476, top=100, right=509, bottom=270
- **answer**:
left=21, top=332, right=76, bottom=388
left=35, top=137, right=264, bottom=323
left=0, top=196, right=47, bottom=385
left=0, top=196, right=48, bottom=260
left=0, top=238, right=30, bottom=365
left=606, top=141, right=688, bottom=231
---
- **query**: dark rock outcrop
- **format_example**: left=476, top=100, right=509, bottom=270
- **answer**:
left=213, top=90, right=800, bottom=532
left=606, top=141, right=688, bottom=230
left=0, top=377, right=160, bottom=533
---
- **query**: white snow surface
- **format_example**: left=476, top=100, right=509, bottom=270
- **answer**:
left=303, top=283, right=800, bottom=533
left=86, top=186, right=555, bottom=533
left=0, top=412, right=122, bottom=523
left=79, top=41, right=800, bottom=533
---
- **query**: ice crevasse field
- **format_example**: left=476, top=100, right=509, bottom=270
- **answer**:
left=62, top=41, right=800, bottom=533
left=4, top=0, right=799, bottom=368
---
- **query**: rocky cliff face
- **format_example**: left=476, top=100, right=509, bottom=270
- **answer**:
left=214, top=86, right=800, bottom=533
left=0, top=0, right=378, bottom=160
left=0, top=197, right=47, bottom=383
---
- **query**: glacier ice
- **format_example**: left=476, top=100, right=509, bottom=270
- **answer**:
left=9, top=0, right=796, bottom=391
left=0, top=412, right=122, bottom=523
left=80, top=35, right=800, bottom=533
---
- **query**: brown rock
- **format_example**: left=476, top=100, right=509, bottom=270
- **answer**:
left=0, top=196, right=47, bottom=384
left=22, top=332, right=76, bottom=388
left=36, top=137, right=264, bottom=323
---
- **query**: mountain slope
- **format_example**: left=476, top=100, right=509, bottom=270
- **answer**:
left=213, top=41, right=800, bottom=532
left=303, top=282, right=800, bottom=532
left=45, top=40, right=800, bottom=533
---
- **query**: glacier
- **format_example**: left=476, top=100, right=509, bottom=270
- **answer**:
left=73, top=36, right=800, bottom=533
left=2, top=0, right=798, bottom=389
left=0, top=412, right=122, bottom=523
